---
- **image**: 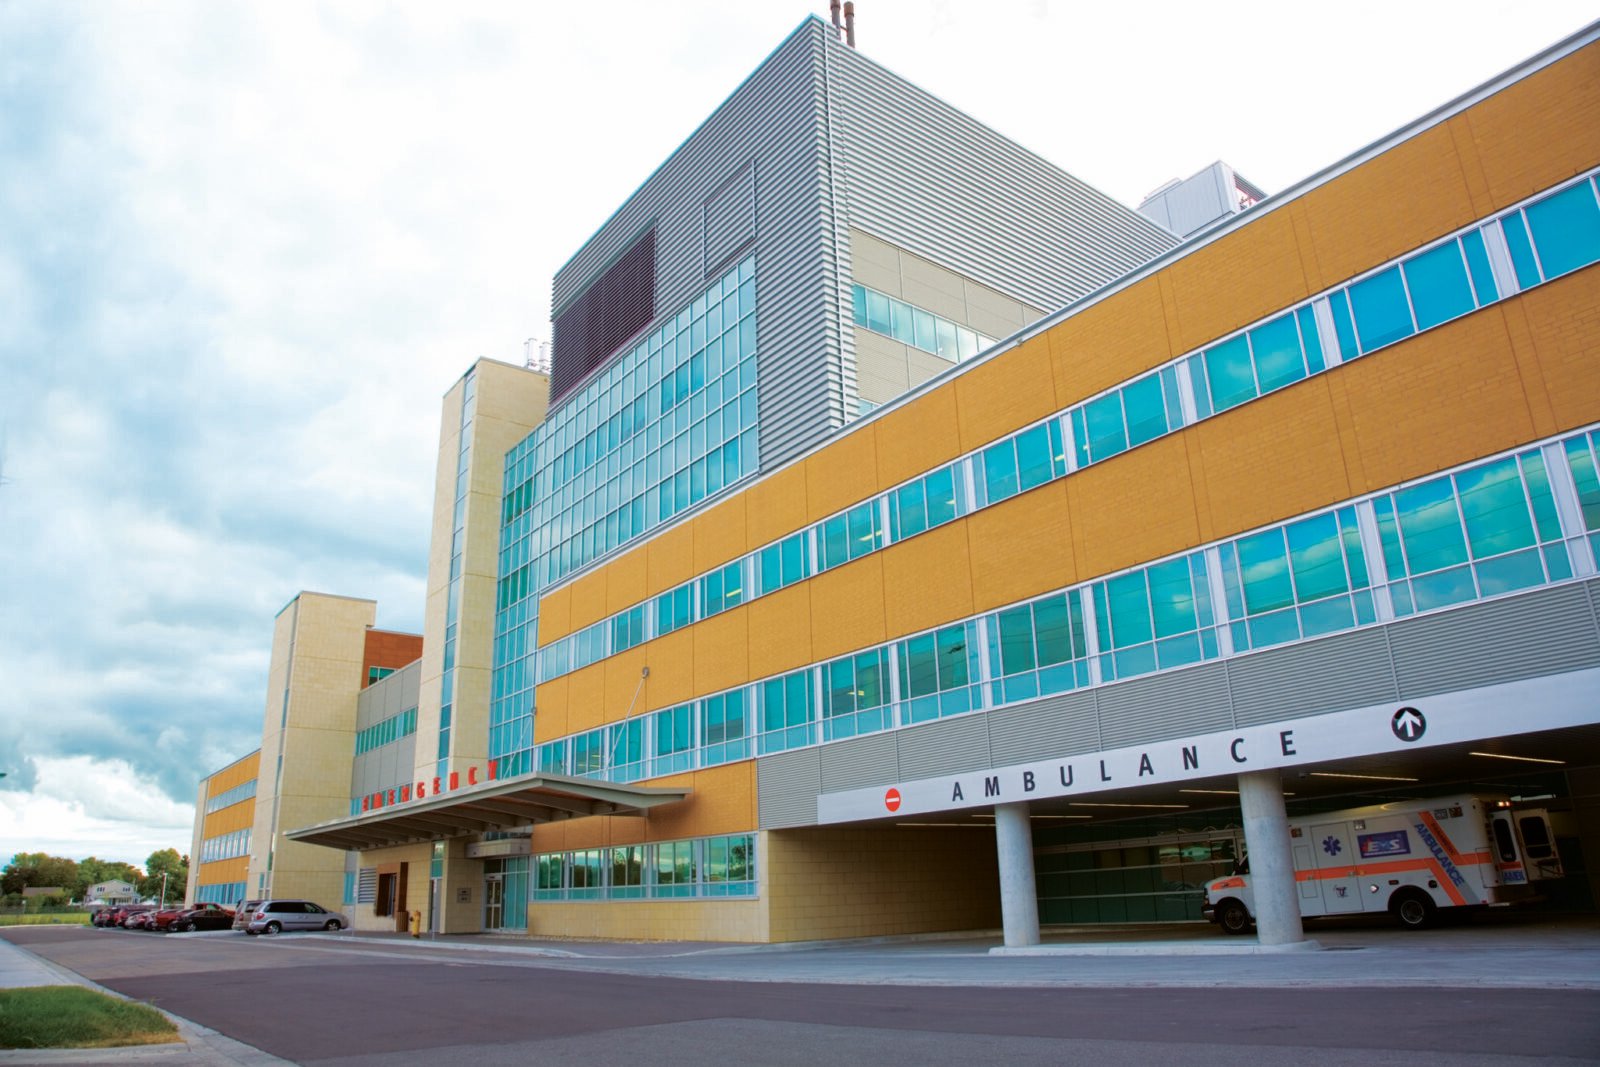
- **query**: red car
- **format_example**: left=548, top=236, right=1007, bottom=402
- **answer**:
left=104, top=904, right=154, bottom=928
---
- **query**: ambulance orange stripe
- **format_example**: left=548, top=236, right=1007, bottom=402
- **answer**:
left=1293, top=857, right=1469, bottom=906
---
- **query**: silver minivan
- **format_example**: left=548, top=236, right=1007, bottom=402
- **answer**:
left=243, top=899, right=349, bottom=935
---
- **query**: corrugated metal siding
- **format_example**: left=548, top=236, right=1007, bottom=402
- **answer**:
left=1389, top=584, right=1600, bottom=699
left=549, top=23, right=838, bottom=469
left=819, top=731, right=899, bottom=792
left=985, top=692, right=1100, bottom=765
left=895, top=715, right=992, bottom=780
left=757, top=747, right=823, bottom=828
left=1228, top=629, right=1397, bottom=728
left=548, top=18, right=1180, bottom=470
left=828, top=36, right=1176, bottom=321
left=1096, top=664, right=1234, bottom=749
left=703, top=163, right=757, bottom=279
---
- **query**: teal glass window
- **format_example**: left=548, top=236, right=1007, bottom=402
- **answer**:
left=1071, top=406, right=1094, bottom=463
left=1235, top=530, right=1294, bottom=614
left=656, top=583, right=692, bottom=635
left=1523, top=180, right=1600, bottom=280
left=760, top=671, right=814, bottom=753
left=1347, top=266, right=1414, bottom=352
left=1328, top=292, right=1359, bottom=362
left=1500, top=213, right=1542, bottom=290
left=1393, top=476, right=1469, bottom=574
left=1203, top=335, right=1255, bottom=413
left=1284, top=513, right=1348, bottom=603
left=1248, top=313, right=1306, bottom=393
left=1564, top=437, right=1600, bottom=539
left=1100, top=571, right=1155, bottom=677
left=865, top=289, right=891, bottom=334
left=847, top=501, right=881, bottom=560
left=924, top=466, right=960, bottom=527
left=537, top=740, right=566, bottom=775
left=852, top=283, right=995, bottom=362
left=609, top=718, right=644, bottom=779
left=1403, top=241, right=1475, bottom=331
left=652, top=704, right=693, bottom=774
left=1296, top=307, right=1325, bottom=372
left=1455, top=456, right=1536, bottom=559
left=1014, top=423, right=1057, bottom=491
left=893, top=479, right=928, bottom=541
left=1122, top=373, right=1170, bottom=448
left=1517, top=451, right=1564, bottom=542
left=758, top=532, right=809, bottom=595
left=1459, top=229, right=1499, bottom=304
left=897, top=623, right=975, bottom=723
left=820, top=514, right=850, bottom=570
left=983, top=438, right=1020, bottom=502
left=702, top=690, right=748, bottom=765
left=995, top=606, right=1036, bottom=676
left=822, top=649, right=890, bottom=739
left=1084, top=392, right=1128, bottom=461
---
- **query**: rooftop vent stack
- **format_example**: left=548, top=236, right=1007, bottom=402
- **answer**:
left=844, top=1, right=856, bottom=47
left=830, top=0, right=842, bottom=37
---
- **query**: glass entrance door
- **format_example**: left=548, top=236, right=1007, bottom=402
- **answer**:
left=483, top=872, right=505, bottom=930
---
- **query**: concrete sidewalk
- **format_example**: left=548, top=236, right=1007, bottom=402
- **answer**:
left=0, top=935, right=289, bottom=1066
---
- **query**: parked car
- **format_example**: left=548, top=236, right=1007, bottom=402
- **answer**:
left=105, top=904, right=154, bottom=928
left=124, top=907, right=160, bottom=930
left=89, top=908, right=117, bottom=927
left=146, top=906, right=187, bottom=932
left=242, top=900, right=349, bottom=935
left=232, top=900, right=264, bottom=932
left=168, top=903, right=235, bottom=932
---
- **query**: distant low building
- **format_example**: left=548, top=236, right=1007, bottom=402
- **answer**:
left=20, top=886, right=66, bottom=900
left=84, top=879, right=139, bottom=905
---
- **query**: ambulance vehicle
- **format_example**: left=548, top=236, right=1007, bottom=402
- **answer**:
left=1203, top=795, right=1562, bottom=933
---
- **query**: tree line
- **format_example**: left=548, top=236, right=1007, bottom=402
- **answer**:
left=1, top=849, right=189, bottom=906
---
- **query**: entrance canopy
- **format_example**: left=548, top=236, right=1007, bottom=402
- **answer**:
left=286, top=773, right=690, bottom=852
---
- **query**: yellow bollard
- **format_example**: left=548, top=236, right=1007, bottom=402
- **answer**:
left=408, top=910, right=421, bottom=938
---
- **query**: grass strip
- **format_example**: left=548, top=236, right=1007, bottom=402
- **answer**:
left=0, top=986, right=179, bottom=1049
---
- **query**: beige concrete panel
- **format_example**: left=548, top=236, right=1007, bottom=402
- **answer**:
left=963, top=284, right=1029, bottom=334
left=905, top=349, right=957, bottom=392
left=439, top=838, right=481, bottom=934
left=764, top=826, right=999, bottom=941
left=849, top=230, right=902, bottom=277
left=899, top=253, right=967, bottom=305
left=852, top=256, right=902, bottom=298
left=900, top=275, right=965, bottom=322
left=526, top=898, right=767, bottom=942
left=447, top=666, right=492, bottom=766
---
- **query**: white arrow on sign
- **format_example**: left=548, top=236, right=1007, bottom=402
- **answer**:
left=1392, top=707, right=1426, bottom=742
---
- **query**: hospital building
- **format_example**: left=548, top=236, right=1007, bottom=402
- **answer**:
left=190, top=14, right=1600, bottom=947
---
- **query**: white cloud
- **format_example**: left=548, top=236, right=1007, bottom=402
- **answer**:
left=0, top=756, right=195, bottom=869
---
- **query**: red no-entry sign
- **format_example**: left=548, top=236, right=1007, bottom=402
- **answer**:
left=884, top=787, right=901, bottom=812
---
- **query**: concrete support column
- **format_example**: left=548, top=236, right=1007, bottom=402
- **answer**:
left=994, top=801, right=1041, bottom=948
left=1237, top=769, right=1304, bottom=946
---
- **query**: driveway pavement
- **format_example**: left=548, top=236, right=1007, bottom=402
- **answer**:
left=3, top=915, right=1598, bottom=1065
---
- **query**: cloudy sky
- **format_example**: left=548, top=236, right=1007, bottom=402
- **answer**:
left=1, top=1, right=1594, bottom=869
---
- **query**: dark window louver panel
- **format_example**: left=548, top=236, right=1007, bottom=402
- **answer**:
left=551, top=229, right=657, bottom=404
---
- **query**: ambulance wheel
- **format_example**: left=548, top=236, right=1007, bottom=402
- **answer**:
left=1392, top=890, right=1436, bottom=930
left=1216, top=900, right=1252, bottom=936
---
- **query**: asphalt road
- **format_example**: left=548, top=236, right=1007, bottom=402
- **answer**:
left=7, top=927, right=1599, bottom=1066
